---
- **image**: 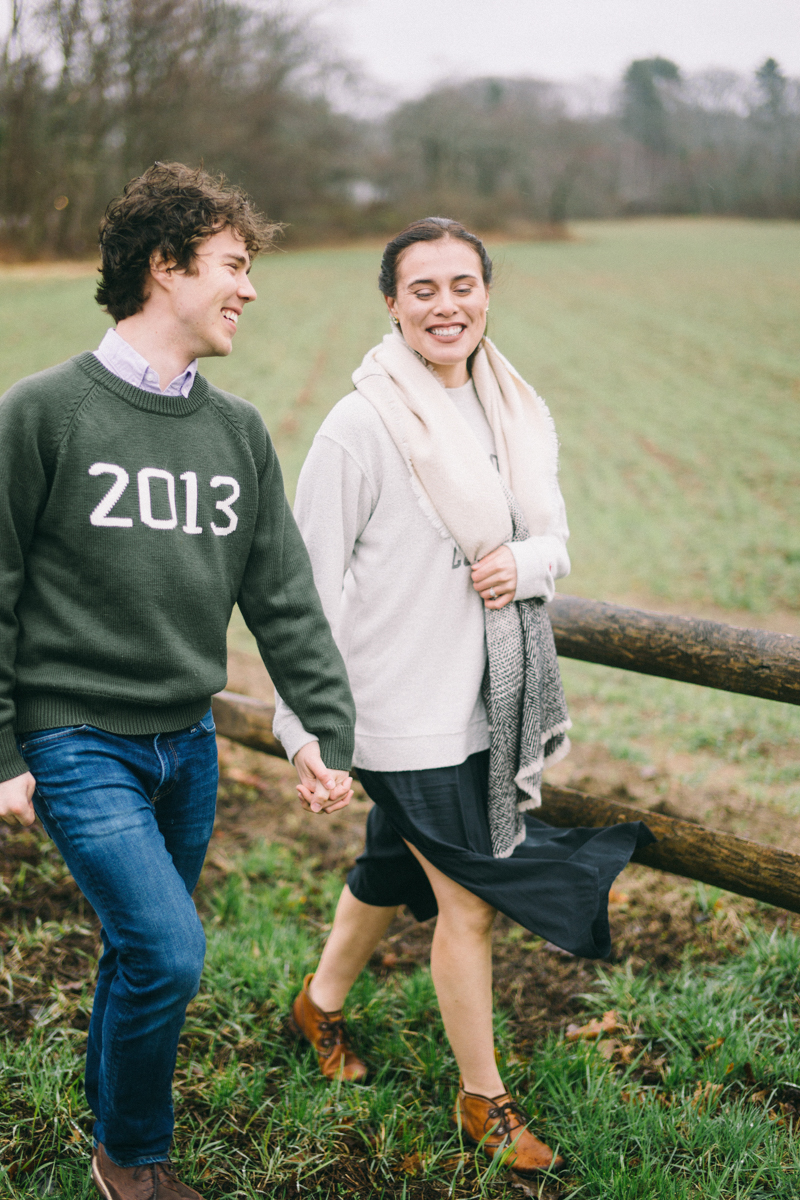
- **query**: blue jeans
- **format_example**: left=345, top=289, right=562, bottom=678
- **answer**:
left=18, top=714, right=218, bottom=1167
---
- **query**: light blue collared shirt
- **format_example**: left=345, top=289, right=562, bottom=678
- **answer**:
left=94, top=328, right=198, bottom=398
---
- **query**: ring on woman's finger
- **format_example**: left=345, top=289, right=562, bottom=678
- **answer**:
left=489, top=587, right=497, bottom=600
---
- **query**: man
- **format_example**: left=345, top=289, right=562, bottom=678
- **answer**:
left=0, top=162, right=355, bottom=1199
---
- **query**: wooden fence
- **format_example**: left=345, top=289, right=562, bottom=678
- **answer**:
left=212, top=596, right=800, bottom=914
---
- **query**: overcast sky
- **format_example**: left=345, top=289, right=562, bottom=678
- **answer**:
left=315, top=0, right=800, bottom=109
left=2, top=0, right=797, bottom=108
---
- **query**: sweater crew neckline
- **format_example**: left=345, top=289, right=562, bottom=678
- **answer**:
left=445, top=379, right=479, bottom=399
left=74, top=351, right=211, bottom=417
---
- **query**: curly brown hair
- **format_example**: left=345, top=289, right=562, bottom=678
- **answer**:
left=96, top=162, right=280, bottom=322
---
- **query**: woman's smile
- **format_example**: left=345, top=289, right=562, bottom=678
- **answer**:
left=426, top=322, right=467, bottom=339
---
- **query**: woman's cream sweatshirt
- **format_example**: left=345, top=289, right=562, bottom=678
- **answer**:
left=273, top=381, right=570, bottom=770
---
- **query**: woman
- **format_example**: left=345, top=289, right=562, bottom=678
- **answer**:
left=275, top=218, right=652, bottom=1178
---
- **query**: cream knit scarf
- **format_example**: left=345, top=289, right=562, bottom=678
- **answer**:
left=353, top=331, right=571, bottom=858
left=352, top=330, right=561, bottom=562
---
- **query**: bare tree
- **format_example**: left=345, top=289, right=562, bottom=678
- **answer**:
left=0, top=0, right=361, bottom=256
left=1, top=20, right=798, bottom=260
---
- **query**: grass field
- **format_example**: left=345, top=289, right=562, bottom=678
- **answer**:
left=5, top=807, right=800, bottom=1199
left=2, top=219, right=800, bottom=1197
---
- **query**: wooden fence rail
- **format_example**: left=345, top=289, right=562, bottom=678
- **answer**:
left=212, top=690, right=287, bottom=760
left=537, top=785, right=800, bottom=913
left=548, top=595, right=800, bottom=706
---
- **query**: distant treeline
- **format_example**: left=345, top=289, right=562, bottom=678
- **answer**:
left=1, top=0, right=799, bottom=258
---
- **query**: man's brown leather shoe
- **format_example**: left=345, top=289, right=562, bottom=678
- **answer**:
left=453, top=1085, right=565, bottom=1177
left=290, top=973, right=368, bottom=1082
left=92, top=1143, right=205, bottom=1199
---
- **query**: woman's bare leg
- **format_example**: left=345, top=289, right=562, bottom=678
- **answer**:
left=405, top=842, right=504, bottom=1097
left=307, top=884, right=397, bottom=1012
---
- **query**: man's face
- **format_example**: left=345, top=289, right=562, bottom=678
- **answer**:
left=167, top=226, right=257, bottom=358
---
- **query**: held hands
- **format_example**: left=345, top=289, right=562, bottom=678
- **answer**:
left=471, top=545, right=517, bottom=609
left=293, top=742, right=353, bottom=815
left=0, top=771, right=36, bottom=827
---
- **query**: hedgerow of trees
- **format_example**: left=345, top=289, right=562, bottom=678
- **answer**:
left=1, top=0, right=799, bottom=257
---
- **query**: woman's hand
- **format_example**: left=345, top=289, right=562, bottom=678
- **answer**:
left=471, top=545, right=517, bottom=609
left=293, top=742, right=353, bottom=814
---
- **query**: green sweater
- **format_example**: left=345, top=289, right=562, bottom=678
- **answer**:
left=0, top=353, right=355, bottom=782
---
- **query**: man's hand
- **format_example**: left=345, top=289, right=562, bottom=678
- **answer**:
left=293, top=742, right=353, bottom=814
left=471, top=545, right=517, bottom=609
left=0, top=771, right=36, bottom=827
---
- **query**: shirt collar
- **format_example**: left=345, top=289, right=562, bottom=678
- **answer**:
left=94, top=328, right=198, bottom=398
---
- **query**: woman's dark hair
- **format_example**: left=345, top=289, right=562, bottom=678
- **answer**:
left=96, top=162, right=280, bottom=322
left=378, top=217, right=493, bottom=298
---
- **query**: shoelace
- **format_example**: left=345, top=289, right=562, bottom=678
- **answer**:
left=124, top=1162, right=157, bottom=1198
left=484, top=1099, right=527, bottom=1138
left=155, top=1161, right=190, bottom=1195
left=157, top=1162, right=181, bottom=1181
left=316, top=1016, right=349, bottom=1053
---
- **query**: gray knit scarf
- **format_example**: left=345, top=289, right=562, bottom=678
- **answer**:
left=484, top=483, right=571, bottom=857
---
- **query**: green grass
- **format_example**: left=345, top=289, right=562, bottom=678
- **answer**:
left=4, top=840, right=800, bottom=1198
left=558, top=659, right=800, bottom=811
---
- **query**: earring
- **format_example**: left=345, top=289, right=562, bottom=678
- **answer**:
left=391, top=315, right=400, bottom=326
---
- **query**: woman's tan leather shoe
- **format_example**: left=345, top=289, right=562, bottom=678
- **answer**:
left=290, top=973, right=368, bottom=1082
left=453, top=1085, right=565, bottom=1177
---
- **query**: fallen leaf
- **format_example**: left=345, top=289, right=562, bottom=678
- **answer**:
left=381, top=952, right=399, bottom=968
left=692, top=1081, right=723, bottom=1112
left=596, top=1037, right=636, bottom=1063
left=400, top=1153, right=420, bottom=1175
left=608, top=887, right=629, bottom=905
left=566, top=1009, right=621, bottom=1041
left=703, top=1036, right=725, bottom=1054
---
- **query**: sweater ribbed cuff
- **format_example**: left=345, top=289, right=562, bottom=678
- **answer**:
left=317, top=725, right=355, bottom=773
left=0, top=726, right=29, bottom=784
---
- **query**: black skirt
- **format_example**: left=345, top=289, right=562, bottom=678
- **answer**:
left=347, top=750, right=654, bottom=959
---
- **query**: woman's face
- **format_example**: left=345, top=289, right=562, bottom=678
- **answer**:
left=386, top=237, right=489, bottom=385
